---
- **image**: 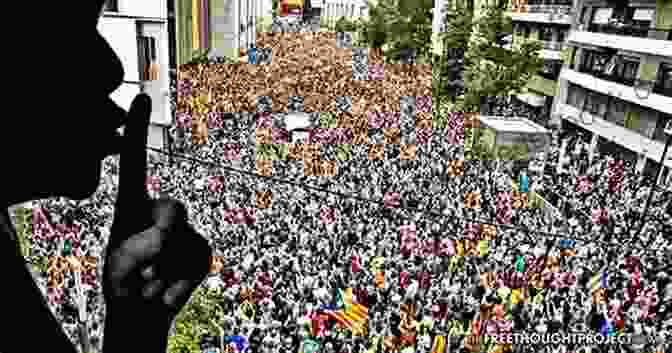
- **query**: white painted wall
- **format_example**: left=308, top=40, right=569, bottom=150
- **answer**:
left=119, top=0, right=167, bottom=19
left=99, top=0, right=171, bottom=151
left=568, top=30, right=672, bottom=58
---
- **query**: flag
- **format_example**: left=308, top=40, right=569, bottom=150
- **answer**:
left=375, top=271, right=385, bottom=288
left=226, top=335, right=249, bottom=353
left=337, top=288, right=353, bottom=311
left=511, top=288, right=525, bottom=305
left=432, top=335, right=446, bottom=353
left=600, top=319, right=614, bottom=337
left=369, top=256, right=385, bottom=273
left=352, top=255, right=362, bottom=272
left=590, top=273, right=601, bottom=293
left=319, top=288, right=368, bottom=332
left=479, top=240, right=490, bottom=256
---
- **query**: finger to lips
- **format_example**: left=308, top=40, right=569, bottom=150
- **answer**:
left=112, top=93, right=153, bottom=248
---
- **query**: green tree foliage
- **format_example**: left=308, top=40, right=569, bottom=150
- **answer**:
left=382, top=0, right=433, bottom=63
left=168, top=285, right=227, bottom=353
left=11, top=207, right=32, bottom=258
left=462, top=0, right=544, bottom=112
left=435, top=0, right=543, bottom=114
left=355, top=0, right=433, bottom=63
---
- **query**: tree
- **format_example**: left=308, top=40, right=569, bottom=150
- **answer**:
left=168, top=285, right=227, bottom=353
left=357, top=0, right=389, bottom=56
left=354, top=0, right=433, bottom=64
left=434, top=0, right=543, bottom=115
left=463, top=0, right=543, bottom=113
left=383, top=0, right=433, bottom=64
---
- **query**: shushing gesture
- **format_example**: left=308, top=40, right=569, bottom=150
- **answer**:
left=102, top=94, right=212, bottom=350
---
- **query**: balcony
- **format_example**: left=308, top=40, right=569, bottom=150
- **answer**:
left=567, top=30, right=672, bottom=57
left=560, top=68, right=672, bottom=116
left=555, top=102, right=672, bottom=169
left=527, top=5, right=571, bottom=15
left=654, top=84, right=672, bottom=99
left=576, top=65, right=636, bottom=87
left=586, top=23, right=671, bottom=40
left=541, top=41, right=563, bottom=51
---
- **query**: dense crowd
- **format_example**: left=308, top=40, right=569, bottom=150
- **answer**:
left=17, top=95, right=671, bottom=353
left=13, top=18, right=670, bottom=353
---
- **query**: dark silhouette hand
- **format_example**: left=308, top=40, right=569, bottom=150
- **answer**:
left=102, top=94, right=212, bottom=341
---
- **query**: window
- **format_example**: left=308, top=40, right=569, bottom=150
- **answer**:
left=103, top=0, right=118, bottom=12
left=652, top=114, right=670, bottom=143
left=556, top=29, right=565, bottom=44
left=539, top=27, right=552, bottom=42
left=584, top=92, right=605, bottom=116
left=655, top=62, right=672, bottom=97
left=608, top=98, right=627, bottom=126
left=567, top=83, right=584, bottom=109
left=611, top=58, right=639, bottom=86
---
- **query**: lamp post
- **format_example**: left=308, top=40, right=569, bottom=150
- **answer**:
left=636, top=120, right=672, bottom=240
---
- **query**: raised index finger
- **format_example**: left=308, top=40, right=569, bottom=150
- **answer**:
left=113, top=94, right=153, bottom=238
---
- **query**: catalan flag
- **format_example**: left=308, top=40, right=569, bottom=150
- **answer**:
left=320, top=288, right=369, bottom=332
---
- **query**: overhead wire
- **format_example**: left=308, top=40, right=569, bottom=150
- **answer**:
left=144, top=146, right=667, bottom=256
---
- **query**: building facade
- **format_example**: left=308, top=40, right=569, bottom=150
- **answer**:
left=505, top=0, right=574, bottom=128
left=98, top=0, right=174, bottom=154
left=554, top=0, right=672, bottom=184
left=174, top=0, right=274, bottom=65
left=324, top=0, right=370, bottom=28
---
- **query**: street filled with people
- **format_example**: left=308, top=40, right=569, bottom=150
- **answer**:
left=12, top=11, right=671, bottom=353
left=16, top=90, right=671, bottom=353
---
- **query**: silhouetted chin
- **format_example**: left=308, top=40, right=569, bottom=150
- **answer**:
left=60, top=161, right=103, bottom=201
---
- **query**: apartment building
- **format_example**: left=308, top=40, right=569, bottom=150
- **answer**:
left=553, top=0, right=672, bottom=184
left=505, top=0, right=574, bottom=126
left=174, top=0, right=274, bottom=65
left=98, top=0, right=174, bottom=154
left=324, top=0, right=370, bottom=28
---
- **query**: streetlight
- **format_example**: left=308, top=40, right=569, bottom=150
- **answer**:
left=636, top=119, right=672, bottom=239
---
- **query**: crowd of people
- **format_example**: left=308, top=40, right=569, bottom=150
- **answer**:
left=17, top=90, right=671, bottom=353
left=13, top=17, right=671, bottom=353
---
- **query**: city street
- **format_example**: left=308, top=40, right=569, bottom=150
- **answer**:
left=11, top=1, right=672, bottom=353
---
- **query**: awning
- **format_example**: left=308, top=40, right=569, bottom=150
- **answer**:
left=516, top=93, right=546, bottom=107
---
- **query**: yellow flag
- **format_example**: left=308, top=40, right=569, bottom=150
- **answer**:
left=432, top=335, right=446, bottom=353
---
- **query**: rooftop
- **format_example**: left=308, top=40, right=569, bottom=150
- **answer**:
left=478, top=116, right=550, bottom=134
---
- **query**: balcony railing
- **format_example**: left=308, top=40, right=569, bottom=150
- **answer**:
left=526, top=0, right=572, bottom=6
left=577, top=65, right=636, bottom=87
left=527, top=4, right=571, bottom=15
left=587, top=23, right=671, bottom=40
left=653, top=83, right=672, bottom=98
left=541, top=41, right=563, bottom=50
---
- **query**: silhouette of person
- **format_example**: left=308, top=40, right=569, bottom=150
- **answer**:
left=1, top=1, right=212, bottom=352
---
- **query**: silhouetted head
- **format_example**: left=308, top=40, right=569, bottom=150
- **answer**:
left=3, top=1, right=127, bottom=207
